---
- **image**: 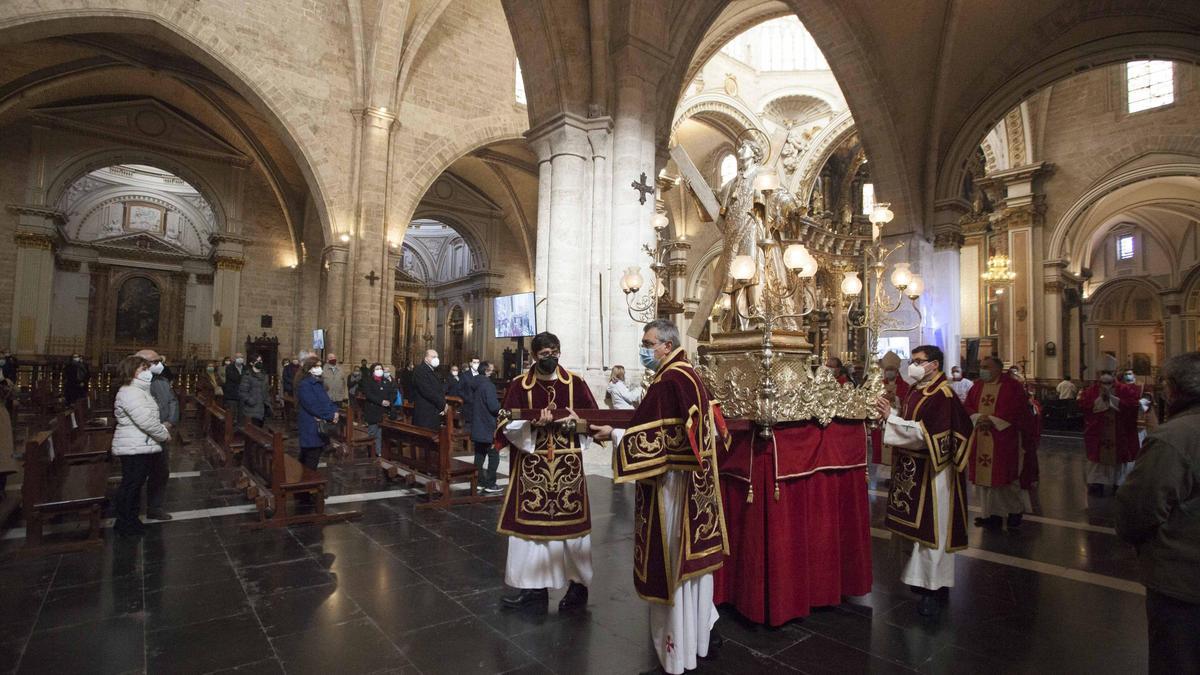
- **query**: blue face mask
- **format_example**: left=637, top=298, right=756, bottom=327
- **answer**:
left=639, top=346, right=659, bottom=370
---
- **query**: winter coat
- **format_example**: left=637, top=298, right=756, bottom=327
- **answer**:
left=1116, top=404, right=1200, bottom=603
left=150, top=375, right=180, bottom=424
left=223, top=363, right=244, bottom=400
left=322, top=364, right=349, bottom=402
left=446, top=375, right=466, bottom=399
left=281, top=363, right=297, bottom=395
left=112, top=380, right=171, bottom=456
left=468, top=376, right=500, bottom=444
left=238, top=369, right=270, bottom=421
left=296, top=375, right=338, bottom=448
left=361, top=376, right=397, bottom=425
left=64, top=361, right=90, bottom=403
left=412, top=363, right=446, bottom=430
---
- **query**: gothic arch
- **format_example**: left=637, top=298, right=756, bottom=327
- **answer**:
left=934, top=33, right=1200, bottom=206
left=0, top=12, right=340, bottom=245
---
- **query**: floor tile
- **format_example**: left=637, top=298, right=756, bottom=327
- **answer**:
left=238, top=558, right=334, bottom=596
left=19, top=616, right=144, bottom=675
left=146, top=611, right=274, bottom=675
left=270, top=617, right=409, bottom=675
left=252, top=584, right=363, bottom=638
left=34, top=575, right=142, bottom=631
left=351, top=581, right=469, bottom=634
left=392, top=616, right=534, bottom=674
left=144, top=577, right=252, bottom=630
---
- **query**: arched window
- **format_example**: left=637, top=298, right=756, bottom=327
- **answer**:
left=719, top=153, right=738, bottom=186
left=515, top=59, right=527, bottom=105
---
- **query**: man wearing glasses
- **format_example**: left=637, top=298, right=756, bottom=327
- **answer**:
left=496, top=332, right=598, bottom=613
left=875, top=345, right=972, bottom=617
left=592, top=319, right=729, bottom=675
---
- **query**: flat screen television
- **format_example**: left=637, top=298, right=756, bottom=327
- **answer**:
left=494, top=292, right=536, bottom=338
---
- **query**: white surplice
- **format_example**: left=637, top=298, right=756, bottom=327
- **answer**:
left=967, top=413, right=1032, bottom=517
left=502, top=421, right=593, bottom=590
left=884, top=413, right=957, bottom=591
left=1084, top=395, right=1133, bottom=487
left=611, top=430, right=717, bottom=675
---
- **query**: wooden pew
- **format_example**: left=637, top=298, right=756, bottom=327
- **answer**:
left=235, top=423, right=360, bottom=528
left=55, top=407, right=114, bottom=461
left=377, top=403, right=499, bottom=508
left=20, top=428, right=109, bottom=555
left=280, top=392, right=297, bottom=427
left=202, top=399, right=244, bottom=467
left=330, top=397, right=375, bottom=461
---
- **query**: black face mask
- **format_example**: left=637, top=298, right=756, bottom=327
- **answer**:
left=536, top=355, right=559, bottom=374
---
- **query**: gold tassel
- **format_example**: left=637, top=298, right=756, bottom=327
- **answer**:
left=746, top=485, right=754, bottom=503
left=774, top=483, right=781, bottom=501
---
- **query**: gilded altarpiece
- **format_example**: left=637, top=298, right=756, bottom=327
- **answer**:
left=87, top=265, right=188, bottom=362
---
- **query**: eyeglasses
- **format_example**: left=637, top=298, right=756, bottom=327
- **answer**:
left=535, top=349, right=560, bottom=358
left=911, top=358, right=931, bottom=365
left=640, top=339, right=664, bottom=349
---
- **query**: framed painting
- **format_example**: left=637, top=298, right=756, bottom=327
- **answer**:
left=124, top=202, right=165, bottom=234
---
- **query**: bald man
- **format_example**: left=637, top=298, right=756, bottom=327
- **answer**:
left=412, top=349, right=446, bottom=430
left=135, top=349, right=178, bottom=521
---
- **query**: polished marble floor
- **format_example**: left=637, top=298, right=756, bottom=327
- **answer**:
left=0, top=426, right=1149, bottom=674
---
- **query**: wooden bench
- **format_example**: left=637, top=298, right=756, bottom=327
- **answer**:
left=235, top=423, right=360, bottom=528
left=20, top=428, right=109, bottom=555
left=202, top=399, right=244, bottom=468
left=55, top=407, right=114, bottom=461
left=280, top=392, right=297, bottom=427
left=377, top=403, right=499, bottom=508
left=330, top=396, right=377, bottom=461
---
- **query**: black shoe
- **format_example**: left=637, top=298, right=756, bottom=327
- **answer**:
left=558, top=581, right=588, bottom=611
left=935, top=586, right=950, bottom=602
left=918, top=594, right=941, bottom=617
left=145, top=510, right=173, bottom=521
left=502, top=588, right=548, bottom=609
left=481, top=484, right=503, bottom=495
left=1006, top=513, right=1023, bottom=529
left=700, top=628, right=723, bottom=660
left=973, top=515, right=1002, bottom=530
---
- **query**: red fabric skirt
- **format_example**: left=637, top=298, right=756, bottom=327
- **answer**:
left=714, top=421, right=873, bottom=626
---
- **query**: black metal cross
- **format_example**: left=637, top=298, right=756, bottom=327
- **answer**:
left=364, top=269, right=380, bottom=287
left=631, top=172, right=654, bottom=205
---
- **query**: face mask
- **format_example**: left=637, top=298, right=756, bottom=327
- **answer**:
left=0, top=360, right=6, bottom=366
left=329, top=359, right=337, bottom=365
left=253, top=362, right=262, bottom=371
left=384, top=371, right=392, bottom=379
left=1123, top=374, right=1135, bottom=383
left=374, top=368, right=384, bottom=378
left=640, top=346, right=659, bottom=370
left=906, top=363, right=926, bottom=384
left=883, top=370, right=896, bottom=381
left=451, top=371, right=459, bottom=378
left=537, top=355, right=559, bottom=374
left=150, top=362, right=164, bottom=375
left=73, top=357, right=81, bottom=362
left=310, top=366, right=324, bottom=377
left=979, top=368, right=992, bottom=382
left=206, top=367, right=215, bottom=373
left=429, top=357, right=440, bottom=369
left=951, top=372, right=962, bottom=381
left=235, top=357, right=244, bottom=365
left=136, top=369, right=153, bottom=384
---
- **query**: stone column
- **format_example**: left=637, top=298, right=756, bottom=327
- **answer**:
left=1161, top=292, right=1185, bottom=359
left=321, top=245, right=350, bottom=356
left=929, top=229, right=964, bottom=370
left=7, top=207, right=62, bottom=355
left=1041, top=261, right=1071, bottom=380
left=210, top=233, right=246, bottom=359
left=526, top=113, right=596, bottom=371
left=347, top=108, right=397, bottom=363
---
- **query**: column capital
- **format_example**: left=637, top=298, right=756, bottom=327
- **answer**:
left=525, top=112, right=609, bottom=162
left=214, top=256, right=244, bottom=271
left=323, top=244, right=350, bottom=267
left=14, top=230, right=56, bottom=251
left=931, top=226, right=965, bottom=251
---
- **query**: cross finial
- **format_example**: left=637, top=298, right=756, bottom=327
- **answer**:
left=364, top=269, right=380, bottom=287
left=631, top=172, right=654, bottom=205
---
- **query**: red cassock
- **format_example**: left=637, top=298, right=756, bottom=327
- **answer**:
left=963, top=375, right=1037, bottom=488
left=714, top=418, right=873, bottom=626
left=1078, top=382, right=1140, bottom=466
left=870, top=378, right=910, bottom=465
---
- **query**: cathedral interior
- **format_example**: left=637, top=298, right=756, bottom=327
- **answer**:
left=0, top=1, right=1197, bottom=674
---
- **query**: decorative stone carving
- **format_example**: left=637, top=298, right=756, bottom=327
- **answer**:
left=214, top=256, right=245, bottom=271
left=14, top=231, right=54, bottom=250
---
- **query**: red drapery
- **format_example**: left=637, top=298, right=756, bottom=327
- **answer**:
left=714, top=420, right=873, bottom=626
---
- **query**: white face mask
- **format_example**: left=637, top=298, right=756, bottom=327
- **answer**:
left=310, top=366, right=324, bottom=377
left=430, top=357, right=440, bottom=369
left=135, top=369, right=153, bottom=384
left=373, top=368, right=384, bottom=377
left=149, top=362, right=164, bottom=375
left=905, top=363, right=926, bottom=384
left=235, top=357, right=245, bottom=365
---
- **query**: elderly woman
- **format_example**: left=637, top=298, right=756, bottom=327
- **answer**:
left=606, top=365, right=642, bottom=410
left=296, top=355, right=340, bottom=470
left=112, top=354, right=172, bottom=536
left=239, top=355, right=270, bottom=427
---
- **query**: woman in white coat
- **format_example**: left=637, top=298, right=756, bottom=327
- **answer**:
left=606, top=365, right=642, bottom=410
left=112, top=355, right=172, bottom=536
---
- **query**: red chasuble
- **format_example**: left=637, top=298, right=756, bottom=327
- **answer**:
left=1078, top=382, right=1140, bottom=465
left=884, top=373, right=972, bottom=551
left=963, top=374, right=1034, bottom=488
left=870, top=377, right=910, bottom=465
left=613, top=348, right=729, bottom=604
left=495, top=365, right=598, bottom=541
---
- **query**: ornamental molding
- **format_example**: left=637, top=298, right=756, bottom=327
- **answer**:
left=13, top=231, right=55, bottom=250
left=6, top=204, right=66, bottom=225
left=214, top=256, right=244, bottom=271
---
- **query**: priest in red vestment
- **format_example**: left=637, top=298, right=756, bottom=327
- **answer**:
left=1079, top=358, right=1140, bottom=495
left=591, top=319, right=728, bottom=675
left=871, top=351, right=910, bottom=481
left=963, top=356, right=1036, bottom=530
left=495, top=332, right=598, bottom=612
left=876, top=344, right=973, bottom=617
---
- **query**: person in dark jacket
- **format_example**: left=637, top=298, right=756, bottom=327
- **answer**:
left=412, top=349, right=446, bottom=430
left=281, top=358, right=297, bottom=396
left=63, top=354, right=90, bottom=405
left=361, top=363, right=395, bottom=456
left=446, top=365, right=466, bottom=398
left=1116, top=351, right=1200, bottom=675
left=469, top=361, right=502, bottom=494
left=239, top=357, right=270, bottom=426
left=223, top=353, right=246, bottom=423
left=0, top=350, right=17, bottom=384
left=135, top=349, right=179, bottom=522
left=295, top=356, right=339, bottom=470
